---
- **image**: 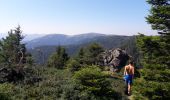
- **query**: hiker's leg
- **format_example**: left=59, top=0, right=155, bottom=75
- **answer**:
left=125, top=76, right=128, bottom=94
left=128, top=83, right=131, bottom=94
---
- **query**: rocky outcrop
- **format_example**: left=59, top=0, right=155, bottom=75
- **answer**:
left=101, top=48, right=130, bottom=72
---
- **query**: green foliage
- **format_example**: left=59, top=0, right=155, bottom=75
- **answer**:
left=77, top=47, right=86, bottom=65
left=0, top=83, right=13, bottom=100
left=0, top=27, right=125, bottom=99
left=146, top=0, right=170, bottom=35
left=0, top=27, right=131, bottom=99
left=25, top=53, right=34, bottom=66
left=146, top=0, right=170, bottom=66
left=134, top=78, right=170, bottom=100
left=0, top=26, right=32, bottom=67
left=0, top=93, right=10, bottom=100
left=85, top=43, right=104, bottom=65
left=47, top=46, right=69, bottom=68
left=133, top=35, right=170, bottom=99
left=135, top=1, right=170, bottom=94
left=73, top=66, right=121, bottom=100
left=28, top=35, right=133, bottom=64
left=0, top=67, right=72, bottom=100
left=66, top=43, right=104, bottom=72
left=66, top=58, right=81, bottom=72
left=77, top=43, right=104, bottom=66
left=0, top=64, right=128, bottom=100
left=120, top=36, right=141, bottom=67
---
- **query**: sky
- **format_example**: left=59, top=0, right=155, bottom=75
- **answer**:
left=0, top=0, right=157, bottom=36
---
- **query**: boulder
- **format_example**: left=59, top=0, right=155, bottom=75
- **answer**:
left=101, top=48, right=130, bottom=72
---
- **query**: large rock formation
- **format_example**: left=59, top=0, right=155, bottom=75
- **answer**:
left=101, top=48, right=130, bottom=72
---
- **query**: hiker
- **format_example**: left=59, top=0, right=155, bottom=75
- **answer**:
left=124, top=60, right=134, bottom=95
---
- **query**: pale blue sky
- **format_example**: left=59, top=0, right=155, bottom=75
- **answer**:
left=0, top=0, right=157, bottom=35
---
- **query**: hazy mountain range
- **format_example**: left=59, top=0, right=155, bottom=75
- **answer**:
left=25, top=33, right=132, bottom=49
left=22, top=34, right=46, bottom=42
left=25, top=33, right=106, bottom=48
left=1, top=32, right=133, bottom=64
left=0, top=33, right=45, bottom=41
left=25, top=33, right=133, bottom=64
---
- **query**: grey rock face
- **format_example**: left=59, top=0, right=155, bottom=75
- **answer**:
left=101, top=48, right=130, bottom=72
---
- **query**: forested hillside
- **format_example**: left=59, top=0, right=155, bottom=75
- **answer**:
left=0, top=26, right=130, bottom=100
left=28, top=35, right=133, bottom=64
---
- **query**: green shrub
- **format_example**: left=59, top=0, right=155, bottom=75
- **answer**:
left=0, top=83, right=14, bottom=100
left=66, top=59, right=82, bottom=72
left=72, top=66, right=121, bottom=100
left=47, top=46, right=69, bottom=69
left=0, top=93, right=11, bottom=100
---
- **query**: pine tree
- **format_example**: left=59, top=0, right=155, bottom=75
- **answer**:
left=146, top=0, right=170, bottom=74
left=146, top=0, right=170, bottom=36
left=133, top=1, right=170, bottom=99
left=86, top=43, right=104, bottom=65
left=146, top=0, right=170, bottom=66
left=77, top=48, right=85, bottom=65
left=0, top=26, right=29, bottom=67
left=69, top=43, right=104, bottom=71
left=47, top=46, right=69, bottom=69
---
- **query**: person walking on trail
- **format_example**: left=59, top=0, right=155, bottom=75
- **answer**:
left=124, top=60, right=134, bottom=95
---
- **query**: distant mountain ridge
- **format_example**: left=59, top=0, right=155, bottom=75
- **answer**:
left=0, top=33, right=45, bottom=41
left=26, top=33, right=107, bottom=48
left=22, top=34, right=45, bottom=42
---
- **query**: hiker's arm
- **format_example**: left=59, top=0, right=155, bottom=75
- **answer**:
left=132, top=67, right=135, bottom=78
left=124, top=66, right=126, bottom=76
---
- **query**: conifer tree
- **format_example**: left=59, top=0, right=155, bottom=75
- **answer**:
left=86, top=43, right=104, bottom=65
left=133, top=1, right=170, bottom=99
left=47, top=46, right=69, bottom=69
left=146, top=0, right=170, bottom=71
left=146, top=0, right=170, bottom=65
left=77, top=48, right=85, bottom=65
left=0, top=26, right=29, bottom=67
